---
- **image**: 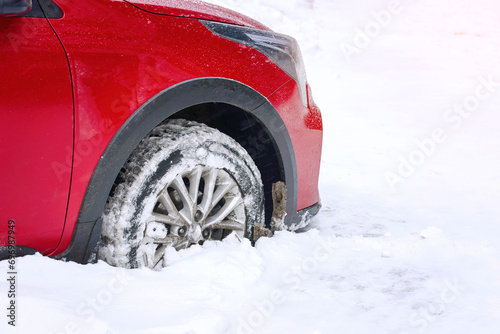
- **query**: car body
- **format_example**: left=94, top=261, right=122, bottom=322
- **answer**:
left=0, top=0, right=322, bottom=265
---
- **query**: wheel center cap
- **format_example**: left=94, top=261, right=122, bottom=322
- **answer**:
left=188, top=224, right=202, bottom=242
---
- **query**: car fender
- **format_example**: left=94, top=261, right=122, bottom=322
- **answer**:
left=53, top=77, right=299, bottom=263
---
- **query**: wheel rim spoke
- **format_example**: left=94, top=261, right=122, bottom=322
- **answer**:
left=174, top=239, right=191, bottom=250
left=143, top=244, right=166, bottom=269
left=158, top=193, right=181, bottom=219
left=199, top=168, right=218, bottom=217
left=150, top=212, right=184, bottom=227
left=209, top=181, right=235, bottom=212
left=210, top=219, right=245, bottom=231
left=205, top=195, right=243, bottom=228
left=188, top=166, right=203, bottom=205
left=171, top=174, right=195, bottom=224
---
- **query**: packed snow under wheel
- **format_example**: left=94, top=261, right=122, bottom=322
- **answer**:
left=99, top=119, right=265, bottom=269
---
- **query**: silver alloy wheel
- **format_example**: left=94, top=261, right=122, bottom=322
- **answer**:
left=99, top=119, right=264, bottom=269
left=141, top=165, right=246, bottom=268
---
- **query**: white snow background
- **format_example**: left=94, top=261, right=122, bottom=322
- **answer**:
left=2, top=0, right=500, bottom=333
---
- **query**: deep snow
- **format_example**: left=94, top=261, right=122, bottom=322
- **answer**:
left=2, top=0, right=500, bottom=333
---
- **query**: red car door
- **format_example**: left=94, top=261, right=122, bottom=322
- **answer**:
left=0, top=10, right=73, bottom=254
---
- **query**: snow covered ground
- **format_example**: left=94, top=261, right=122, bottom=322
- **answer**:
left=2, top=0, right=500, bottom=333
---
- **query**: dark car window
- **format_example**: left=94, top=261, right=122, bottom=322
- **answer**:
left=20, top=0, right=62, bottom=18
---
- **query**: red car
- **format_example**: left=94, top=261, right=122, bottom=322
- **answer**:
left=0, top=0, right=322, bottom=269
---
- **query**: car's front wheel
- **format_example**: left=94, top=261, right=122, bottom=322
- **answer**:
left=99, top=119, right=264, bottom=269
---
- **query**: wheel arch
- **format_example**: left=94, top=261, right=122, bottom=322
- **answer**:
left=55, top=77, right=298, bottom=263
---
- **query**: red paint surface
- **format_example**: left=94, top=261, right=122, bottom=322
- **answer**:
left=125, top=0, right=269, bottom=30
left=0, top=16, right=73, bottom=254
left=268, top=81, right=322, bottom=210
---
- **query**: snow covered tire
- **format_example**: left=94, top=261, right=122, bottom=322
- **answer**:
left=99, top=119, right=265, bottom=269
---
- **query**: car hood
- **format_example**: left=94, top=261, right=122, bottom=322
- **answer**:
left=124, top=0, right=270, bottom=30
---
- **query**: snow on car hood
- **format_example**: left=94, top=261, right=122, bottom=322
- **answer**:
left=124, top=0, right=270, bottom=30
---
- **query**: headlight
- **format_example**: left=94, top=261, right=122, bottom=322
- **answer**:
left=202, top=20, right=308, bottom=107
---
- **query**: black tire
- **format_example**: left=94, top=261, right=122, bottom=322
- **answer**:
left=99, top=119, right=264, bottom=269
